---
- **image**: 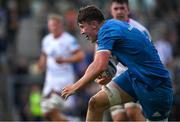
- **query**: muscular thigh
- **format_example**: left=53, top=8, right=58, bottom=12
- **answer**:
left=93, top=90, right=111, bottom=109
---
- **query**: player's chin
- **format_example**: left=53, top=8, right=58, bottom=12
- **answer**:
left=95, top=77, right=112, bottom=85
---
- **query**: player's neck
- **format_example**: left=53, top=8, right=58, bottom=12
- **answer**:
left=53, top=31, right=63, bottom=38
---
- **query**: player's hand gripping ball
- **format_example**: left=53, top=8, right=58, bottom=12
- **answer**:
left=96, top=59, right=117, bottom=85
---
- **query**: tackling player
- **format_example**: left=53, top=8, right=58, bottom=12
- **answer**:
left=109, top=0, right=151, bottom=121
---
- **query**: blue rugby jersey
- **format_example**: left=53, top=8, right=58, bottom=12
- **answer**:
left=97, top=19, right=170, bottom=88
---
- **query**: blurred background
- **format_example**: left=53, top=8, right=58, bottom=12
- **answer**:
left=0, top=0, right=179, bottom=121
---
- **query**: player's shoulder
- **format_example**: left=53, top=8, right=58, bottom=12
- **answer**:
left=62, top=32, right=76, bottom=42
left=103, top=19, right=125, bottom=27
left=129, top=18, right=147, bottom=31
left=100, top=19, right=124, bottom=33
left=99, top=19, right=126, bottom=40
left=42, top=33, right=53, bottom=43
left=63, top=32, right=75, bottom=39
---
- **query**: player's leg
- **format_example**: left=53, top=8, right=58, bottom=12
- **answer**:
left=86, top=90, right=110, bottom=121
left=86, top=71, right=136, bottom=121
left=41, top=81, right=68, bottom=122
left=45, top=108, right=67, bottom=121
left=110, top=105, right=129, bottom=121
left=124, top=102, right=145, bottom=121
left=86, top=85, right=134, bottom=121
left=41, top=92, right=68, bottom=122
left=41, top=81, right=53, bottom=120
left=42, top=94, right=79, bottom=122
left=109, top=71, right=138, bottom=122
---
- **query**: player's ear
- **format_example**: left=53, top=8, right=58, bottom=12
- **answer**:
left=91, top=20, right=99, bottom=29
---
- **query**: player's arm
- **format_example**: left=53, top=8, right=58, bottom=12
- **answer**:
left=56, top=49, right=84, bottom=64
left=61, top=50, right=111, bottom=99
left=38, top=52, right=47, bottom=72
left=74, top=50, right=110, bottom=88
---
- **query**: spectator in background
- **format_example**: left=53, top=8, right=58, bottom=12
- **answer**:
left=108, top=0, right=151, bottom=121
left=6, top=1, right=19, bottom=49
left=38, top=14, right=84, bottom=121
left=0, top=6, right=8, bottom=75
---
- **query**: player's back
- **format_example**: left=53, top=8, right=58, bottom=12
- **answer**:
left=115, top=18, right=152, bottom=76
left=98, top=19, right=170, bottom=88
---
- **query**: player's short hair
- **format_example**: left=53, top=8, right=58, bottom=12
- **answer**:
left=77, top=5, right=105, bottom=24
left=111, top=0, right=129, bottom=6
left=48, top=14, right=63, bottom=23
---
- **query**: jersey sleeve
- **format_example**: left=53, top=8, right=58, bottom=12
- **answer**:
left=68, top=38, right=80, bottom=52
left=142, top=29, right=151, bottom=41
left=97, top=27, right=121, bottom=51
left=41, top=37, right=47, bottom=54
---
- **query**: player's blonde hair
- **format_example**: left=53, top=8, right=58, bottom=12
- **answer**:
left=48, top=14, right=63, bottom=23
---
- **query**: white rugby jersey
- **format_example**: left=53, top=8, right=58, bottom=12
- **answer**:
left=129, top=18, right=151, bottom=40
left=115, top=18, right=151, bottom=76
left=42, top=32, right=80, bottom=84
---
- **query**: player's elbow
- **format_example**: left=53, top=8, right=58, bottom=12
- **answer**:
left=73, top=50, right=85, bottom=62
left=38, top=62, right=45, bottom=72
left=38, top=61, right=46, bottom=72
left=96, top=63, right=108, bottom=73
left=78, top=51, right=85, bottom=61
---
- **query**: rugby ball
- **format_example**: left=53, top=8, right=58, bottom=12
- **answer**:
left=98, top=59, right=117, bottom=79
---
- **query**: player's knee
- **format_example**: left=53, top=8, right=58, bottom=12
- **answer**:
left=43, top=108, right=62, bottom=121
left=111, top=107, right=128, bottom=121
left=88, top=96, right=106, bottom=111
left=125, top=105, right=143, bottom=119
left=43, top=108, right=56, bottom=117
left=41, top=93, right=64, bottom=115
left=112, top=112, right=128, bottom=121
left=125, top=102, right=141, bottom=111
left=126, top=107, right=138, bottom=114
left=126, top=107, right=136, bottom=118
left=88, top=96, right=98, bottom=110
